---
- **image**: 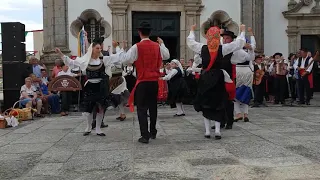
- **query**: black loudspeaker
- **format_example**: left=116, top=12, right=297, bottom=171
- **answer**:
left=1, top=42, right=26, bottom=62
left=1, top=22, right=26, bottom=63
left=2, top=63, right=33, bottom=90
left=1, top=22, right=25, bottom=43
left=3, top=90, right=20, bottom=110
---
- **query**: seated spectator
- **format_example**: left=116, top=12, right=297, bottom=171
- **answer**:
left=20, top=77, right=44, bottom=117
left=30, top=73, right=49, bottom=114
left=40, top=69, right=61, bottom=114
left=57, top=63, right=80, bottom=116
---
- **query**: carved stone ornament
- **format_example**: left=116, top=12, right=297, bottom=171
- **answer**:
left=48, top=75, right=82, bottom=91
left=70, top=9, right=111, bottom=38
left=311, top=0, right=320, bottom=13
left=201, top=10, right=239, bottom=38
left=284, top=0, right=313, bottom=13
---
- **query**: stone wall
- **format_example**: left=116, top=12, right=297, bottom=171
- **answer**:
left=42, top=0, right=70, bottom=70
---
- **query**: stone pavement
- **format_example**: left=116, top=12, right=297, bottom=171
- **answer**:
left=1, top=103, right=320, bottom=179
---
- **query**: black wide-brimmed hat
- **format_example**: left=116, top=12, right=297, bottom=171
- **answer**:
left=137, top=22, right=152, bottom=30
left=273, top=52, right=283, bottom=58
left=221, top=30, right=237, bottom=39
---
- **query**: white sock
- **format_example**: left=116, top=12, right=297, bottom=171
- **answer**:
left=215, top=121, right=221, bottom=135
left=95, top=113, right=104, bottom=134
left=176, top=103, right=183, bottom=115
left=83, top=112, right=93, bottom=132
left=181, top=104, right=185, bottom=114
left=204, top=118, right=211, bottom=136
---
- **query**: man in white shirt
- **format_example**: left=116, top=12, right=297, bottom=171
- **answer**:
left=293, top=48, right=314, bottom=105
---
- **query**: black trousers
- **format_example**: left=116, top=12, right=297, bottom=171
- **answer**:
left=298, top=75, right=311, bottom=103
left=253, top=79, right=265, bottom=104
left=226, top=100, right=234, bottom=127
left=274, top=75, right=287, bottom=103
left=289, top=77, right=297, bottom=100
left=61, top=92, right=72, bottom=112
left=135, top=81, right=158, bottom=139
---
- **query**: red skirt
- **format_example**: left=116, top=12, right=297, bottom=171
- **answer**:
left=157, top=79, right=168, bottom=101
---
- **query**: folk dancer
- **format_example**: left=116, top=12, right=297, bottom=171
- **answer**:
left=55, top=40, right=122, bottom=136
left=293, top=48, right=315, bottom=105
left=161, top=59, right=188, bottom=116
left=269, top=53, right=289, bottom=105
left=252, top=55, right=267, bottom=107
left=118, top=22, right=170, bottom=144
left=187, top=24, right=247, bottom=139
left=211, top=28, right=255, bottom=129
left=110, top=64, right=130, bottom=121
left=234, top=28, right=256, bottom=121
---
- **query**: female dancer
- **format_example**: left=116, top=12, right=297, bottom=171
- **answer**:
left=55, top=40, right=122, bottom=136
left=161, top=59, right=188, bottom=116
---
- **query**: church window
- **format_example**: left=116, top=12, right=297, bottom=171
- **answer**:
left=82, top=18, right=105, bottom=43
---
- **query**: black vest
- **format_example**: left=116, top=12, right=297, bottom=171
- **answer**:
left=170, top=67, right=183, bottom=82
left=86, top=63, right=107, bottom=79
left=201, top=45, right=233, bottom=76
left=297, top=56, right=312, bottom=70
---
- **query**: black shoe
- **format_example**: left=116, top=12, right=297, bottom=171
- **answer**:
left=97, top=133, right=106, bottom=136
left=150, top=134, right=157, bottom=139
left=252, top=103, right=260, bottom=108
left=101, top=122, right=108, bottom=128
left=234, top=117, right=243, bottom=122
left=215, top=135, right=222, bottom=140
left=274, top=101, right=279, bottom=105
left=116, top=117, right=121, bottom=120
left=211, top=124, right=225, bottom=129
left=244, top=117, right=249, bottom=122
left=225, top=125, right=232, bottom=130
left=83, top=131, right=91, bottom=136
left=204, top=135, right=211, bottom=139
left=306, top=101, right=310, bottom=105
left=138, top=137, right=149, bottom=144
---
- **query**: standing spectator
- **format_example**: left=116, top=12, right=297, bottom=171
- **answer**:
left=51, top=59, right=63, bottom=79
left=39, top=56, right=47, bottom=70
left=29, top=56, right=42, bottom=78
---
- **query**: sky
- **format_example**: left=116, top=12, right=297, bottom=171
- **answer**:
left=0, top=0, right=43, bottom=51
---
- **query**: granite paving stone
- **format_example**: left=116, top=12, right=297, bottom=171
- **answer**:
left=0, top=96, right=320, bottom=179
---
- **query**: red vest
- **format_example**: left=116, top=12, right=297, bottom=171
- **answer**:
left=135, top=40, right=162, bottom=81
left=128, top=40, right=162, bottom=112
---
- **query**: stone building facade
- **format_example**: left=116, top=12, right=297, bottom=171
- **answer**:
left=42, top=0, right=265, bottom=67
left=42, top=0, right=320, bottom=69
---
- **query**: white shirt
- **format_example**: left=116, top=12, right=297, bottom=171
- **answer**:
left=119, top=38, right=170, bottom=65
left=187, top=31, right=246, bottom=65
left=63, top=46, right=122, bottom=83
left=293, top=57, right=314, bottom=73
left=57, top=70, right=76, bottom=77
left=20, top=85, right=37, bottom=98
left=163, top=69, right=178, bottom=81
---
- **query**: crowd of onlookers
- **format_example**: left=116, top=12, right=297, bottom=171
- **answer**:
left=19, top=56, right=80, bottom=117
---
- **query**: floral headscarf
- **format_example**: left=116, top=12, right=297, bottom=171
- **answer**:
left=205, top=26, right=221, bottom=71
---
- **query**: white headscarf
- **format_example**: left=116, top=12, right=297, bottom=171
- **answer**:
left=171, top=59, right=184, bottom=75
left=75, top=44, right=93, bottom=71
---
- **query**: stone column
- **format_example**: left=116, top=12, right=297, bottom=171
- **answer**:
left=184, top=4, right=203, bottom=61
left=42, top=0, right=70, bottom=68
left=241, top=0, right=264, bottom=53
left=108, top=1, right=128, bottom=42
left=287, top=27, right=299, bottom=54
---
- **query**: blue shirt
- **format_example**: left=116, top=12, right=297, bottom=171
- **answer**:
left=40, top=84, right=49, bottom=95
left=33, top=65, right=42, bottom=78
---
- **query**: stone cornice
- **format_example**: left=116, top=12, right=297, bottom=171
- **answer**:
left=283, top=12, right=320, bottom=19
